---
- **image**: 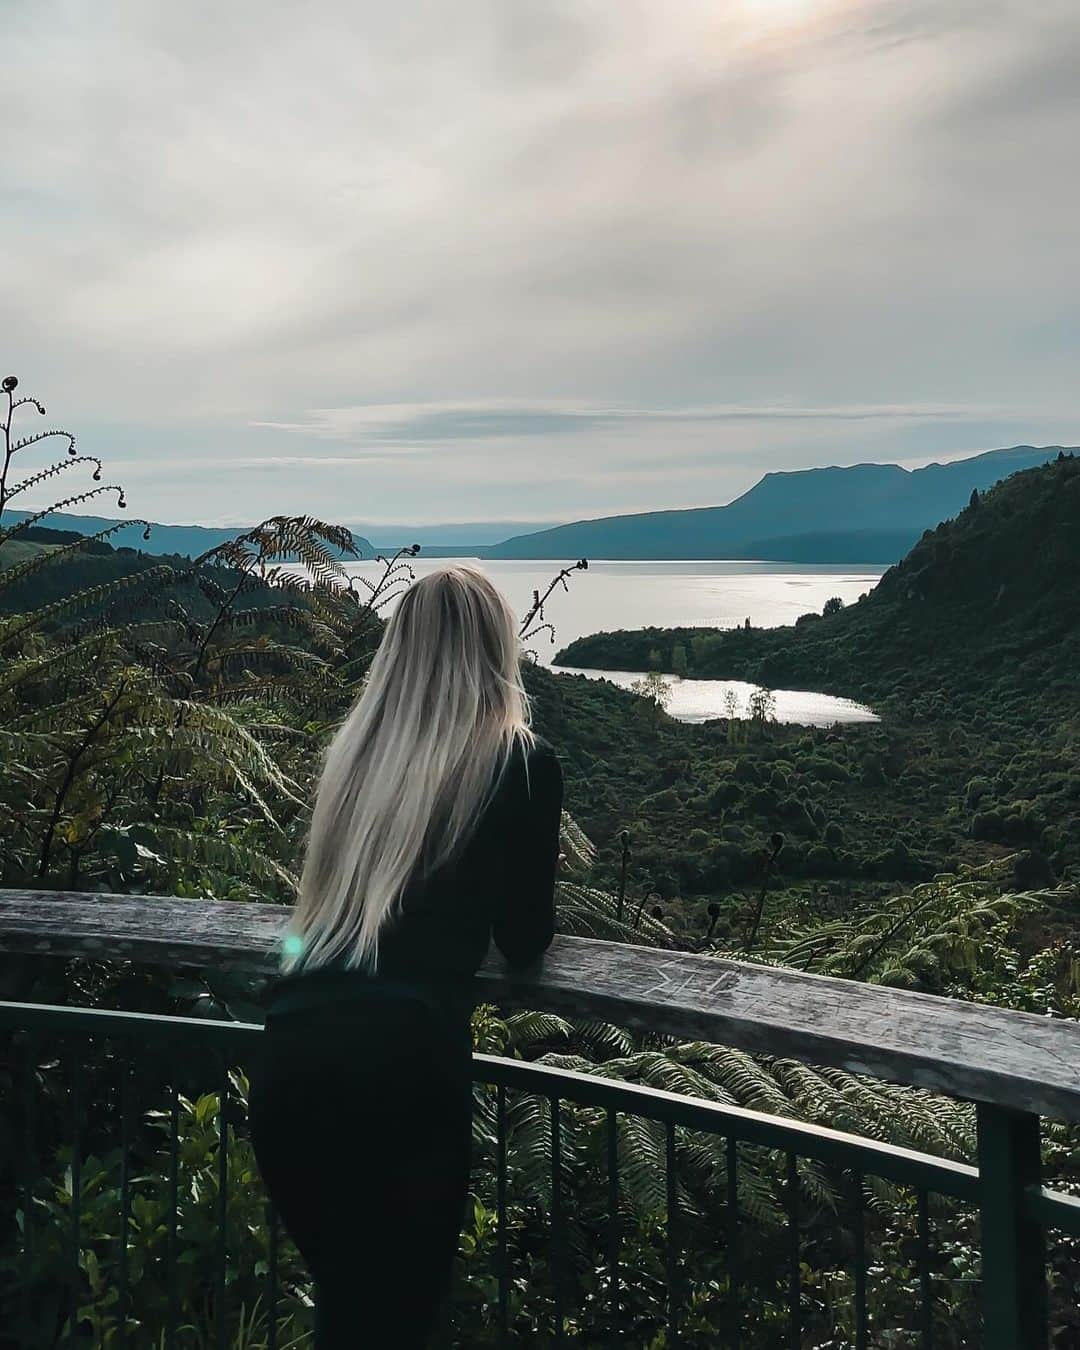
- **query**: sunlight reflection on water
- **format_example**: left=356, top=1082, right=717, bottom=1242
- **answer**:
left=552, top=667, right=879, bottom=727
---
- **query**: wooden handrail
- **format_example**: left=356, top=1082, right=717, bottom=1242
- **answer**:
left=2, top=887, right=1079, bottom=1123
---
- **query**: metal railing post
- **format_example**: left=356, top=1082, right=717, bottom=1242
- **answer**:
left=976, top=1104, right=1047, bottom=1350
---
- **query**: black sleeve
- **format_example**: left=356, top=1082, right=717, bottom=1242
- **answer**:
left=491, top=743, right=563, bottom=967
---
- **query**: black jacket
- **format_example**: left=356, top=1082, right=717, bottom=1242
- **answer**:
left=266, top=735, right=563, bottom=1024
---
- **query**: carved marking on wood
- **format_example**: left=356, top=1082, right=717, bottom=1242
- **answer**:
left=639, top=959, right=736, bottom=1001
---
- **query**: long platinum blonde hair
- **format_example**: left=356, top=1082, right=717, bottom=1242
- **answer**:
left=280, top=564, right=534, bottom=975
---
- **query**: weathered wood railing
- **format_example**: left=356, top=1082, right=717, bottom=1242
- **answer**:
left=2, top=888, right=1079, bottom=1348
left=3, top=887, right=1078, bottom=1121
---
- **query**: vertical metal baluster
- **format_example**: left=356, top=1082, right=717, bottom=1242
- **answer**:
left=550, top=1096, right=564, bottom=1344
left=166, top=1069, right=178, bottom=1350
left=666, top=1122, right=679, bottom=1345
left=917, top=1190, right=934, bottom=1349
left=786, top=1152, right=800, bottom=1350
left=852, top=1171, right=867, bottom=1350
left=977, top=1104, right=1047, bottom=1350
left=118, top=1053, right=131, bottom=1350
left=267, top=1201, right=278, bottom=1350
left=726, top=1136, right=740, bottom=1345
left=606, top=1107, right=619, bottom=1345
left=22, top=1033, right=38, bottom=1346
left=217, top=1055, right=229, bottom=1348
left=496, top=1084, right=509, bottom=1345
left=69, top=1044, right=83, bottom=1350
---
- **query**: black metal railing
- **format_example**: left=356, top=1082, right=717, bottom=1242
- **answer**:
left=2, top=999, right=1078, bottom=1348
left=479, top=1052, right=982, bottom=1348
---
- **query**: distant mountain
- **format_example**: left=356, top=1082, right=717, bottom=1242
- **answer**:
left=359, top=520, right=563, bottom=549
left=485, top=446, right=1073, bottom=560
left=1, top=507, right=567, bottom=559
left=2, top=510, right=373, bottom=560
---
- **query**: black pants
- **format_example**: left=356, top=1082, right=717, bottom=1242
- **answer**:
left=248, top=980, right=473, bottom=1349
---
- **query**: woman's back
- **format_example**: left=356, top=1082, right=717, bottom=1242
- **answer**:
left=250, top=566, right=562, bottom=1348
left=377, top=733, right=562, bottom=980
left=267, top=733, right=563, bottom=1019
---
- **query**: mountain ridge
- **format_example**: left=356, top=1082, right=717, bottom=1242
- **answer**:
left=485, top=445, right=1072, bottom=560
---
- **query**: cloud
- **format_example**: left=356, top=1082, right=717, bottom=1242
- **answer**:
left=4, top=0, right=1079, bottom=525
left=251, top=398, right=1016, bottom=445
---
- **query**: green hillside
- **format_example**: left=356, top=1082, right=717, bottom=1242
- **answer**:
left=0, top=537, right=55, bottom=570
left=0, top=527, right=297, bottom=627
left=551, top=456, right=1080, bottom=894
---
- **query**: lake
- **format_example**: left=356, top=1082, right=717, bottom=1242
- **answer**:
left=554, top=668, right=880, bottom=726
left=339, top=558, right=887, bottom=725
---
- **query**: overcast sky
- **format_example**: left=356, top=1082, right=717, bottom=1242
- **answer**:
left=6, top=0, right=1079, bottom=529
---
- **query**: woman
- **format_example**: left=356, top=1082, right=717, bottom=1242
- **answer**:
left=248, top=565, right=563, bottom=1348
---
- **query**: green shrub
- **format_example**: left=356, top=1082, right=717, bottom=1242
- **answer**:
left=748, top=788, right=779, bottom=814
left=963, top=776, right=993, bottom=808
left=733, top=759, right=760, bottom=784
left=970, top=811, right=1003, bottom=841
left=804, top=845, right=834, bottom=876
left=805, top=758, right=851, bottom=784
left=707, top=781, right=741, bottom=811
left=4, top=1069, right=314, bottom=1349
left=639, top=788, right=680, bottom=813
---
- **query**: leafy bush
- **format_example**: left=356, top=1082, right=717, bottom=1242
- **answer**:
left=4, top=1068, right=315, bottom=1349
left=971, top=811, right=1004, bottom=841
left=964, top=776, right=993, bottom=808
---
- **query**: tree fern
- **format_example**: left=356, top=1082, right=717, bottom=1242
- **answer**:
left=555, top=881, right=676, bottom=947
left=119, top=822, right=300, bottom=895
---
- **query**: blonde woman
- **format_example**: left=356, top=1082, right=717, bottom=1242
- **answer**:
left=248, top=565, right=563, bottom=1348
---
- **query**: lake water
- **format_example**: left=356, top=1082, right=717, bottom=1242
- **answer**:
left=339, top=558, right=887, bottom=725
left=555, top=668, right=879, bottom=727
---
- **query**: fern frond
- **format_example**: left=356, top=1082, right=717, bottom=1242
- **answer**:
left=6, top=456, right=105, bottom=501
left=555, top=882, right=676, bottom=947
left=559, top=812, right=597, bottom=873
left=105, top=823, right=299, bottom=895
left=505, top=1010, right=575, bottom=1051
left=0, top=483, right=127, bottom=543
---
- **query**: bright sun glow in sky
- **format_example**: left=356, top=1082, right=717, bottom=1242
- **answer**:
left=5, top=1, right=1080, bottom=529
left=741, top=0, right=822, bottom=20
left=732, top=0, right=836, bottom=36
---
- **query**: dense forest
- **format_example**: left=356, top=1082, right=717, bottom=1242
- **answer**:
left=1, top=379, right=1077, bottom=1347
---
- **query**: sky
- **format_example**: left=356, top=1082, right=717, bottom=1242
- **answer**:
left=5, top=0, right=1080, bottom=532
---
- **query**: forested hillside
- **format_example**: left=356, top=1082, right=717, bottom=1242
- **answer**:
left=0, top=526, right=301, bottom=625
